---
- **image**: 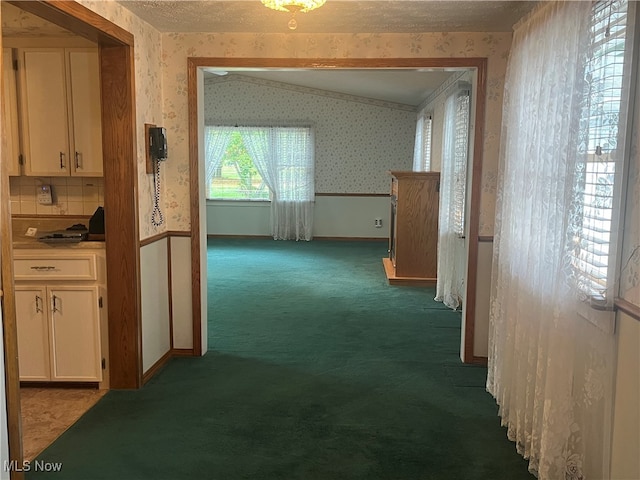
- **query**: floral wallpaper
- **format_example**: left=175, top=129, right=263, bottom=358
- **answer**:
left=204, top=74, right=416, bottom=193
left=161, top=32, right=511, bottom=236
left=74, top=1, right=165, bottom=240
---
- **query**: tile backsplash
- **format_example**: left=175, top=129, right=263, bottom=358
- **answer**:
left=9, top=176, right=104, bottom=216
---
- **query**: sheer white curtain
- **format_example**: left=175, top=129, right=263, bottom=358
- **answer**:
left=271, top=128, right=314, bottom=241
left=435, top=94, right=466, bottom=310
left=204, top=126, right=234, bottom=195
left=412, top=109, right=432, bottom=172
left=239, top=126, right=314, bottom=241
left=487, top=2, right=624, bottom=478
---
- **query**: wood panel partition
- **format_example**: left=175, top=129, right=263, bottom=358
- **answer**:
left=2, top=2, right=141, bottom=477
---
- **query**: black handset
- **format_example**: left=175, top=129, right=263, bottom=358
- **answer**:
left=149, top=127, right=168, bottom=160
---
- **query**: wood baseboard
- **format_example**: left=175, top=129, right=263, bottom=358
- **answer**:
left=142, top=350, right=172, bottom=385
left=470, top=356, right=488, bottom=366
left=171, top=348, right=195, bottom=356
left=142, top=348, right=198, bottom=384
left=382, top=258, right=436, bottom=286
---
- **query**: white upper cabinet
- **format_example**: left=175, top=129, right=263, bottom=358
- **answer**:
left=2, top=48, right=22, bottom=176
left=67, top=50, right=103, bottom=177
left=18, top=47, right=103, bottom=177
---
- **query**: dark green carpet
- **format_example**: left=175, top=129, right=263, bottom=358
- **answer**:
left=28, top=239, right=531, bottom=479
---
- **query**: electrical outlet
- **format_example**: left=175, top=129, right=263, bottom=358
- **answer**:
left=374, top=218, right=383, bottom=228
left=25, top=227, right=37, bottom=237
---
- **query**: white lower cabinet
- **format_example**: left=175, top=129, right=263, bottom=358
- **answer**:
left=14, top=250, right=105, bottom=382
left=15, top=286, right=50, bottom=381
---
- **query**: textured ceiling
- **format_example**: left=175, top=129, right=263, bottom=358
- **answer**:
left=118, top=1, right=537, bottom=34
left=1, top=1, right=536, bottom=106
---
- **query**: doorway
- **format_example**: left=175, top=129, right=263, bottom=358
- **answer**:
left=187, top=58, right=488, bottom=363
left=1, top=0, right=141, bottom=472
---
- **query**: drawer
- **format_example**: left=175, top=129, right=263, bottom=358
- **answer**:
left=14, top=254, right=97, bottom=281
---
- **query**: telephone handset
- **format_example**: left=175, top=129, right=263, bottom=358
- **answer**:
left=148, top=126, right=168, bottom=226
left=149, top=127, right=168, bottom=161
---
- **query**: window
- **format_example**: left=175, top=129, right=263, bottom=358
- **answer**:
left=453, top=91, right=470, bottom=237
left=570, top=0, right=630, bottom=303
left=205, top=126, right=314, bottom=203
left=208, top=131, right=269, bottom=200
left=413, top=112, right=433, bottom=171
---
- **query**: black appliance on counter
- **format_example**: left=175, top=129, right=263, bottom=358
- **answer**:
left=38, top=224, right=88, bottom=244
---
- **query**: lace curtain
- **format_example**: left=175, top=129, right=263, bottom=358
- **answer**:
left=412, top=108, right=432, bottom=172
left=435, top=94, right=466, bottom=310
left=239, top=126, right=314, bottom=241
left=487, top=1, right=626, bottom=478
left=204, top=126, right=234, bottom=194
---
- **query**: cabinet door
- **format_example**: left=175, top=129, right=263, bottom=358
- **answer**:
left=19, top=49, right=70, bottom=176
left=15, top=286, right=51, bottom=381
left=49, top=286, right=102, bottom=381
left=3, top=48, right=21, bottom=176
left=67, top=49, right=103, bottom=177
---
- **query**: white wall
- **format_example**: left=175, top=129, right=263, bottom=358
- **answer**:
left=140, top=239, right=171, bottom=372
left=207, top=196, right=390, bottom=239
left=170, top=236, right=193, bottom=349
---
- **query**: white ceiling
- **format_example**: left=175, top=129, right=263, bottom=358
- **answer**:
left=205, top=69, right=460, bottom=106
left=118, top=0, right=536, bottom=34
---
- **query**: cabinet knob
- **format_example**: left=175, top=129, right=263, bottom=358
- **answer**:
left=75, top=151, right=80, bottom=169
left=35, top=295, right=43, bottom=313
left=59, top=152, right=65, bottom=169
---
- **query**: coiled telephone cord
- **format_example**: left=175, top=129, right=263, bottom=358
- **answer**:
left=151, top=159, right=165, bottom=227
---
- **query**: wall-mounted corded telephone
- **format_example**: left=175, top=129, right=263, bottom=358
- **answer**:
left=146, top=124, right=168, bottom=226
left=149, top=127, right=168, bottom=161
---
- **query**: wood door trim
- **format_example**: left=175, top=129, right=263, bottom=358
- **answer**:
left=8, top=1, right=133, bottom=46
left=188, top=57, right=488, bottom=362
left=188, top=58, right=203, bottom=356
left=462, top=58, right=488, bottom=363
left=100, top=43, right=141, bottom=390
left=2, top=3, right=140, bottom=477
left=1, top=87, right=24, bottom=479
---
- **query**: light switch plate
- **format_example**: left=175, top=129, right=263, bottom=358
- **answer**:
left=38, top=184, right=53, bottom=205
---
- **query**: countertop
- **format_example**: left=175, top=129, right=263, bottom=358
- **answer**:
left=12, top=216, right=105, bottom=250
left=13, top=238, right=106, bottom=250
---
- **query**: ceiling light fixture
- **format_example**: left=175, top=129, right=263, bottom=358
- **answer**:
left=261, top=0, right=326, bottom=30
